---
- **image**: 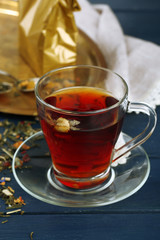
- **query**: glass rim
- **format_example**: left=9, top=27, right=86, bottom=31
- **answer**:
left=35, top=65, right=128, bottom=115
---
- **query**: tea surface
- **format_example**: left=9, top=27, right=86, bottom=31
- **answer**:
left=45, top=87, right=117, bottom=112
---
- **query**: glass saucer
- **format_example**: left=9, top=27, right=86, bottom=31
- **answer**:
left=12, top=131, right=150, bottom=207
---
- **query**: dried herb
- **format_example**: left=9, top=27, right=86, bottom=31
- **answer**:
left=1, top=220, right=8, bottom=224
left=6, top=209, right=22, bottom=215
left=0, top=82, right=12, bottom=94
left=30, top=232, right=34, bottom=240
left=0, top=212, right=10, bottom=218
left=18, top=79, right=36, bottom=92
left=0, top=118, right=40, bottom=221
left=0, top=185, right=26, bottom=209
left=0, top=119, right=40, bottom=171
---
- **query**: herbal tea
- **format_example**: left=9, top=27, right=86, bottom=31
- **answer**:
left=40, top=87, right=124, bottom=188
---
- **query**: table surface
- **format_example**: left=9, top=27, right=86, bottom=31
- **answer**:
left=0, top=0, right=160, bottom=239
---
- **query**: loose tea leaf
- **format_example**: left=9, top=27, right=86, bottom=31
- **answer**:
left=0, top=118, right=40, bottom=221
left=1, top=220, right=8, bottom=224
left=0, top=119, right=40, bottom=171
left=30, top=232, right=34, bottom=240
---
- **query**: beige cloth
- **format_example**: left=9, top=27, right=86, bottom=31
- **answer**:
left=75, top=0, right=160, bottom=109
left=74, top=0, right=159, bottom=165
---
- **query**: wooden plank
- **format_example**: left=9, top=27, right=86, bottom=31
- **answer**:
left=89, top=0, right=160, bottom=10
left=88, top=1, right=160, bottom=44
left=116, top=12, right=160, bottom=44
left=0, top=214, right=160, bottom=240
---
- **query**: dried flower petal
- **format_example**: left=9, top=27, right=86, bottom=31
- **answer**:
left=1, top=177, right=11, bottom=182
left=13, top=141, right=30, bottom=150
left=54, top=117, right=70, bottom=133
left=7, top=186, right=15, bottom=193
left=2, top=189, right=13, bottom=196
left=14, top=196, right=26, bottom=205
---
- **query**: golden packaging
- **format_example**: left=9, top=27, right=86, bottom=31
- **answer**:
left=19, top=0, right=81, bottom=76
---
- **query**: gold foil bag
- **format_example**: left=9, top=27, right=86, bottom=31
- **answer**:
left=19, top=0, right=80, bottom=76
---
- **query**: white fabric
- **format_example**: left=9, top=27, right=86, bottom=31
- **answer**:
left=74, top=0, right=160, bottom=166
left=74, top=0, right=160, bottom=109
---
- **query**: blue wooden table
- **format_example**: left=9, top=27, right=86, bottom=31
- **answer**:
left=0, top=0, right=160, bottom=239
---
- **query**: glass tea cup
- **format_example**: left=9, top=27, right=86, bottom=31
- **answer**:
left=35, top=65, right=156, bottom=191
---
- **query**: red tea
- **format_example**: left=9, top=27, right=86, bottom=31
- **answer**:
left=40, top=87, right=124, bottom=188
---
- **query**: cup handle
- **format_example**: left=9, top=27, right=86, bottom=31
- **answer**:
left=113, top=102, right=157, bottom=162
